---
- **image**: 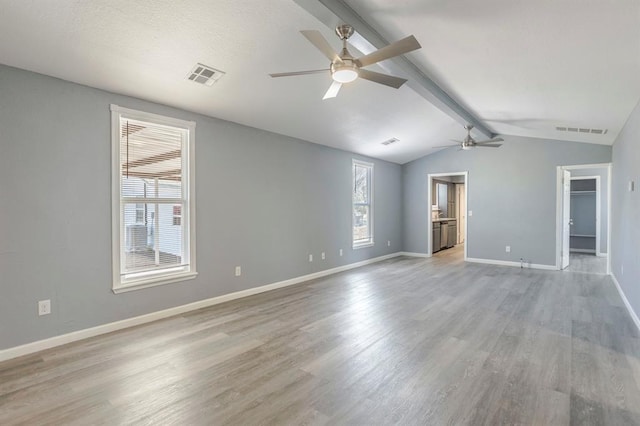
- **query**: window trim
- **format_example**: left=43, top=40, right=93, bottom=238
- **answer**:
left=352, top=159, right=374, bottom=249
left=111, top=105, right=197, bottom=293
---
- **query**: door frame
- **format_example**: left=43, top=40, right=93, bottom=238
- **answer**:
left=427, top=171, right=468, bottom=259
left=455, top=183, right=466, bottom=244
left=555, top=163, right=611, bottom=273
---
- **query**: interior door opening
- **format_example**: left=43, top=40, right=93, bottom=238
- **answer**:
left=427, top=172, right=468, bottom=260
left=557, top=164, right=610, bottom=274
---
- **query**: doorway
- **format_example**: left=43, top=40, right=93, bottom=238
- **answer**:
left=427, top=172, right=468, bottom=259
left=556, top=164, right=611, bottom=274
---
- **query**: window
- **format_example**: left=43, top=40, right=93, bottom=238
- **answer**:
left=172, top=205, right=182, bottom=226
left=135, top=203, right=145, bottom=224
left=111, top=105, right=196, bottom=292
left=352, top=160, right=374, bottom=248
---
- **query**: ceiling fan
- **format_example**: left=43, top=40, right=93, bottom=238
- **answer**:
left=435, top=125, right=504, bottom=150
left=269, top=24, right=421, bottom=99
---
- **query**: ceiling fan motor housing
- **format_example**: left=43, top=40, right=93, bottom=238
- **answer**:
left=335, top=24, right=355, bottom=40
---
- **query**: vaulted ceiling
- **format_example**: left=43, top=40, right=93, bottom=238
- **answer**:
left=1, top=0, right=638, bottom=163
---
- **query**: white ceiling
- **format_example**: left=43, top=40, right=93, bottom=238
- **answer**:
left=0, top=0, right=638, bottom=163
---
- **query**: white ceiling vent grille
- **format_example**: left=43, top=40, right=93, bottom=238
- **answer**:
left=381, top=137, right=399, bottom=146
left=556, top=126, right=607, bottom=135
left=187, top=63, right=225, bottom=86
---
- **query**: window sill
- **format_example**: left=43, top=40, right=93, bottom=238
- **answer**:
left=113, top=270, right=198, bottom=294
left=353, top=241, right=374, bottom=250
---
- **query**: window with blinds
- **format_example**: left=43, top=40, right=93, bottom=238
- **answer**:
left=352, top=159, right=374, bottom=248
left=111, top=105, right=196, bottom=292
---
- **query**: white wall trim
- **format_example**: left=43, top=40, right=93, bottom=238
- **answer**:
left=400, top=251, right=430, bottom=258
left=0, top=252, right=402, bottom=362
left=611, top=273, right=640, bottom=332
left=466, top=257, right=557, bottom=271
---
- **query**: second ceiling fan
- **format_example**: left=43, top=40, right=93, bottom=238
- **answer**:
left=270, top=24, right=421, bottom=99
left=435, top=125, right=504, bottom=150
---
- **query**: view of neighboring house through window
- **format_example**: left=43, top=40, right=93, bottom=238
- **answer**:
left=352, top=159, right=374, bottom=248
left=111, top=105, right=196, bottom=292
left=135, top=203, right=145, bottom=223
left=172, top=205, right=182, bottom=226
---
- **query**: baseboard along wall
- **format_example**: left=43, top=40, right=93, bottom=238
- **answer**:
left=466, top=257, right=557, bottom=271
left=3, top=251, right=623, bottom=362
left=0, top=252, right=402, bottom=362
left=611, top=273, right=640, bottom=333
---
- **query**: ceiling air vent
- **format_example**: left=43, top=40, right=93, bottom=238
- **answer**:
left=187, top=63, right=225, bottom=86
left=381, top=137, right=399, bottom=146
left=556, top=126, right=608, bottom=135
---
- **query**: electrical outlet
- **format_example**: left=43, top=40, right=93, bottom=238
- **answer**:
left=468, top=210, right=473, bottom=217
left=235, top=266, right=241, bottom=277
left=321, top=252, right=326, bottom=260
left=506, top=246, right=511, bottom=253
left=339, top=249, right=343, bottom=257
left=38, top=300, right=51, bottom=316
left=387, top=240, right=391, bottom=247
left=309, top=254, right=313, bottom=262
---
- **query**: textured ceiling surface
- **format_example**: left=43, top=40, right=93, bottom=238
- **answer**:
left=0, top=0, right=638, bottom=163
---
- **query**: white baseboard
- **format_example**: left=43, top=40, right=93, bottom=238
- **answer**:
left=0, top=252, right=402, bottom=363
left=466, top=257, right=557, bottom=271
left=399, top=251, right=430, bottom=258
left=610, top=273, right=640, bottom=332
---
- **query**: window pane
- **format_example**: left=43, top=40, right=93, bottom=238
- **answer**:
left=354, top=165, right=369, bottom=203
left=159, top=179, right=182, bottom=198
left=122, top=176, right=151, bottom=199
left=120, top=118, right=183, bottom=200
left=353, top=205, right=370, bottom=242
left=122, top=202, right=183, bottom=274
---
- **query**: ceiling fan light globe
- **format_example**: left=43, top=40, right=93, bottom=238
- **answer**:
left=331, top=65, right=358, bottom=83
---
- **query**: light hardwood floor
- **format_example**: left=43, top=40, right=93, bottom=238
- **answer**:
left=2, top=250, right=639, bottom=425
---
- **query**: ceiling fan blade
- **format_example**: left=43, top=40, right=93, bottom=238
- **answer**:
left=269, top=69, right=329, bottom=78
left=323, top=81, right=342, bottom=100
left=300, top=30, right=343, bottom=63
left=475, top=143, right=502, bottom=148
left=432, top=144, right=459, bottom=148
left=449, top=139, right=463, bottom=143
left=358, top=69, right=407, bottom=89
left=356, top=35, right=421, bottom=67
left=476, top=137, right=504, bottom=144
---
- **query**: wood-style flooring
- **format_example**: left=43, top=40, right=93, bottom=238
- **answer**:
left=1, top=248, right=640, bottom=425
left=566, top=252, right=608, bottom=275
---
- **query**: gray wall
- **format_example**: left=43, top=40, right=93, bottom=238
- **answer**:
left=611, top=99, right=640, bottom=318
left=570, top=167, right=609, bottom=254
left=403, top=136, right=612, bottom=265
left=0, top=65, right=402, bottom=350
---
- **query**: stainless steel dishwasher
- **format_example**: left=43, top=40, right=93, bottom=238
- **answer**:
left=440, top=221, right=448, bottom=249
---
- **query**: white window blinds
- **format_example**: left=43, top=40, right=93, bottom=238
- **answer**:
left=112, top=106, right=196, bottom=292
left=353, top=160, right=374, bottom=247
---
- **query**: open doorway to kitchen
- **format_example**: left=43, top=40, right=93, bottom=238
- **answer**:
left=427, top=172, right=468, bottom=260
